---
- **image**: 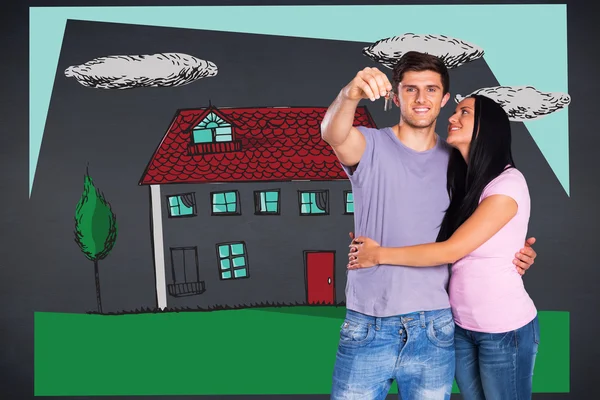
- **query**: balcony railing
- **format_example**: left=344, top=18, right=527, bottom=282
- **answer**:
left=188, top=140, right=242, bottom=155
left=167, top=281, right=206, bottom=297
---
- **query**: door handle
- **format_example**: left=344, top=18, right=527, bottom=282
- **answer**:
left=328, top=277, right=332, bottom=285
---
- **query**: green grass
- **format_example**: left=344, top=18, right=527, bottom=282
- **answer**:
left=34, top=307, right=569, bottom=396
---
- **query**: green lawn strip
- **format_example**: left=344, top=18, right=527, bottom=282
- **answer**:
left=34, top=308, right=568, bottom=395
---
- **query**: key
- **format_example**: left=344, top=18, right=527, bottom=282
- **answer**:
left=384, top=91, right=393, bottom=111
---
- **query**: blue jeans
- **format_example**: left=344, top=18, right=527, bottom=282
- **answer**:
left=331, top=308, right=455, bottom=400
left=454, top=315, right=540, bottom=400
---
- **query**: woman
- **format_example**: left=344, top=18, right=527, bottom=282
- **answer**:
left=348, top=94, right=539, bottom=400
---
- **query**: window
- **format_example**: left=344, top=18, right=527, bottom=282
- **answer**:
left=192, top=112, right=233, bottom=144
left=217, top=242, right=249, bottom=280
left=254, top=190, right=280, bottom=215
left=299, top=190, right=329, bottom=215
left=168, top=247, right=205, bottom=297
left=167, top=193, right=196, bottom=217
left=344, top=191, right=354, bottom=214
left=211, top=190, right=240, bottom=215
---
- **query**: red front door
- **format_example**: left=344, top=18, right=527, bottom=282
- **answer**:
left=305, top=251, right=335, bottom=304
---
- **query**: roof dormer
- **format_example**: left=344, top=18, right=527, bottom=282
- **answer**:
left=188, top=107, right=242, bottom=155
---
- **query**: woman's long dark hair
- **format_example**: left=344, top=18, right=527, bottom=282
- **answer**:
left=436, top=94, right=515, bottom=242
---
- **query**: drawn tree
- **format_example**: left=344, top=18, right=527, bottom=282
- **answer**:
left=74, top=169, right=118, bottom=313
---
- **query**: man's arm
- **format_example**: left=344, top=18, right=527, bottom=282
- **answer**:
left=321, top=67, right=392, bottom=167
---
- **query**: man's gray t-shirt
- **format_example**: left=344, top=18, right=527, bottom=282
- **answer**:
left=342, top=126, right=452, bottom=317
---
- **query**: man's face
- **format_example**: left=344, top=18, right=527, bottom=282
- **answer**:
left=393, top=70, right=450, bottom=129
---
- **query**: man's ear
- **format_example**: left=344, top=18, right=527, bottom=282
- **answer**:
left=441, top=92, right=451, bottom=108
left=393, top=92, right=400, bottom=107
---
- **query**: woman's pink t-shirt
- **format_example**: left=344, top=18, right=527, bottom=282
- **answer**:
left=449, top=167, right=537, bottom=333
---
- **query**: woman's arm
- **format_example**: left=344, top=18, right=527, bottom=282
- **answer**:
left=350, top=194, right=518, bottom=268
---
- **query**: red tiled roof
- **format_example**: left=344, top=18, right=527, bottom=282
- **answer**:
left=139, top=106, right=377, bottom=184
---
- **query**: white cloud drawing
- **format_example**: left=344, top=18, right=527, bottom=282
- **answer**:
left=455, top=86, right=571, bottom=121
left=64, top=53, right=218, bottom=89
left=362, top=33, right=484, bottom=69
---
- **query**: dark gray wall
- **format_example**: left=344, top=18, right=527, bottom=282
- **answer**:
left=1, top=1, right=599, bottom=399
left=160, top=181, right=354, bottom=309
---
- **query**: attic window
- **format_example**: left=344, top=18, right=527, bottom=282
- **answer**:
left=192, top=112, right=233, bottom=144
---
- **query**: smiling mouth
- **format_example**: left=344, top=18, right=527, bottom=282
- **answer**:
left=413, top=107, right=430, bottom=114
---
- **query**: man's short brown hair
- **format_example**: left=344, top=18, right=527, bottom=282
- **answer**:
left=392, top=51, right=450, bottom=94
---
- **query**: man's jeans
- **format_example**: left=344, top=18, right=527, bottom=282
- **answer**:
left=331, top=308, right=455, bottom=400
left=454, top=315, right=540, bottom=400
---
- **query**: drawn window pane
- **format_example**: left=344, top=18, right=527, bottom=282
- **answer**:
left=225, top=192, right=236, bottom=203
left=255, top=190, right=280, bottom=214
left=179, top=201, right=193, bottom=215
left=218, top=245, right=229, bottom=258
left=215, top=126, right=233, bottom=142
left=234, top=269, right=247, bottom=278
left=266, top=191, right=278, bottom=202
left=215, top=134, right=233, bottom=142
left=214, top=193, right=225, bottom=204
left=213, top=204, right=227, bottom=213
left=220, top=259, right=231, bottom=270
left=167, top=194, right=196, bottom=217
left=168, top=197, right=181, bottom=216
left=193, top=128, right=213, bottom=143
left=232, top=256, right=246, bottom=267
left=217, top=242, right=249, bottom=281
left=216, top=126, right=232, bottom=134
left=212, top=191, right=239, bottom=215
left=301, top=192, right=311, bottom=204
left=231, top=243, right=244, bottom=255
left=299, top=191, right=328, bottom=215
left=345, top=191, right=354, bottom=214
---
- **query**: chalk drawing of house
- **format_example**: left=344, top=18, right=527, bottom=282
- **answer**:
left=139, top=105, right=377, bottom=310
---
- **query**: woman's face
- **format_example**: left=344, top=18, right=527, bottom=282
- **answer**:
left=447, top=97, right=476, bottom=149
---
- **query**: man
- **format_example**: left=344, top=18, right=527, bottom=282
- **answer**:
left=320, top=51, right=537, bottom=400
